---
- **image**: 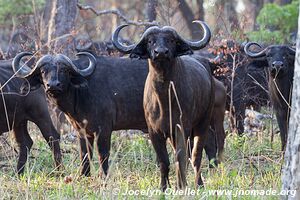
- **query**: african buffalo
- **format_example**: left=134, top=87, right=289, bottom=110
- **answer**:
left=12, top=52, right=148, bottom=177
left=203, top=41, right=269, bottom=135
left=244, top=42, right=296, bottom=150
left=112, top=21, right=215, bottom=189
left=12, top=50, right=221, bottom=180
left=0, top=59, right=61, bottom=174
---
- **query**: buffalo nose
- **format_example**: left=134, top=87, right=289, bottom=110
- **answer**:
left=272, top=61, right=283, bottom=68
left=46, top=81, right=61, bottom=89
left=154, top=47, right=169, bottom=56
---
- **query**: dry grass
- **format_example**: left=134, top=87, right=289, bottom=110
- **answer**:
left=0, top=119, right=283, bottom=200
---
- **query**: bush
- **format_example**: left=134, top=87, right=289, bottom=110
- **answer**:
left=0, top=0, right=45, bottom=24
left=247, top=0, right=299, bottom=44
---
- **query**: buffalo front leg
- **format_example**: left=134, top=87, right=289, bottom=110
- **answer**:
left=13, top=122, right=33, bottom=175
left=79, top=135, right=94, bottom=176
left=275, top=111, right=288, bottom=151
left=149, top=131, right=170, bottom=191
left=34, top=120, right=62, bottom=170
left=233, top=100, right=246, bottom=135
left=96, top=128, right=112, bottom=177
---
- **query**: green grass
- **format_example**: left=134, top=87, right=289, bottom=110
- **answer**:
left=0, top=122, right=284, bottom=200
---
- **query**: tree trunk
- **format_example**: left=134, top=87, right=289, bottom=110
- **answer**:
left=196, top=0, right=204, bottom=21
left=146, top=0, right=158, bottom=22
left=177, top=0, right=200, bottom=39
left=47, top=0, right=78, bottom=56
left=278, top=0, right=292, bottom=5
left=78, top=0, right=97, bottom=39
left=212, top=0, right=225, bottom=34
left=243, top=0, right=264, bottom=31
left=41, top=0, right=53, bottom=42
left=253, top=0, right=264, bottom=30
left=281, top=5, right=300, bottom=199
left=225, top=0, right=240, bottom=31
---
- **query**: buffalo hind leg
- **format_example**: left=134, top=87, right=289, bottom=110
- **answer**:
left=189, top=130, right=217, bottom=168
left=149, top=130, right=170, bottom=191
left=171, top=126, right=187, bottom=189
left=192, top=126, right=208, bottom=187
left=79, top=135, right=94, bottom=176
left=13, top=122, right=33, bottom=175
left=215, top=109, right=226, bottom=163
left=96, top=129, right=112, bottom=177
left=204, top=128, right=218, bottom=168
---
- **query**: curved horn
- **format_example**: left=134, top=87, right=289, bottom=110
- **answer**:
left=12, top=52, right=34, bottom=77
left=288, top=46, right=296, bottom=54
left=181, top=20, right=211, bottom=50
left=19, top=55, right=53, bottom=78
left=35, top=55, right=53, bottom=68
left=112, top=24, right=136, bottom=53
left=244, top=42, right=267, bottom=58
left=56, top=52, right=96, bottom=77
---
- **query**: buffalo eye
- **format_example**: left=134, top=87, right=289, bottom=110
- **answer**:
left=40, top=69, right=46, bottom=74
left=168, top=39, right=175, bottom=44
left=148, top=40, right=155, bottom=45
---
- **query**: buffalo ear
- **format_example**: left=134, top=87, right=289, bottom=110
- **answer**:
left=129, top=40, right=149, bottom=59
left=20, top=75, right=42, bottom=94
left=176, top=40, right=193, bottom=57
left=70, top=76, right=88, bottom=89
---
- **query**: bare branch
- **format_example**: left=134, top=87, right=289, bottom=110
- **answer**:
left=77, top=3, right=159, bottom=26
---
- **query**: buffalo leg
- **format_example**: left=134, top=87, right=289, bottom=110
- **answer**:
left=13, top=122, right=33, bottom=174
left=34, top=120, right=62, bottom=170
left=96, top=129, right=112, bottom=177
left=275, top=111, right=288, bottom=151
left=170, top=126, right=187, bottom=189
left=214, top=109, right=226, bottom=163
left=233, top=101, right=246, bottom=135
left=192, top=126, right=208, bottom=187
left=149, top=131, right=170, bottom=191
left=204, top=129, right=218, bottom=168
left=79, top=135, right=94, bottom=176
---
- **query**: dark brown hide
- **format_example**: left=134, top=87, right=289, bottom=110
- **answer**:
left=0, top=60, right=61, bottom=174
left=12, top=51, right=220, bottom=179
left=191, top=55, right=226, bottom=165
left=112, top=21, right=214, bottom=189
left=211, top=78, right=226, bottom=162
left=244, top=43, right=295, bottom=150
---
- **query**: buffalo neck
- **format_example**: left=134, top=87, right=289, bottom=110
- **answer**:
left=147, top=58, right=183, bottom=86
left=147, top=57, right=184, bottom=111
left=268, top=61, right=294, bottom=110
left=48, top=85, right=90, bottom=118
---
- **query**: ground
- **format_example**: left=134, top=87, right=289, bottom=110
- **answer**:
left=0, top=118, right=284, bottom=200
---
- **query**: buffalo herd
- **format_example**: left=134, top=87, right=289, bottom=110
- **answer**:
left=0, top=19, right=296, bottom=190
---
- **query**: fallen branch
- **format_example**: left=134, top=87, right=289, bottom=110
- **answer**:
left=77, top=3, right=159, bottom=26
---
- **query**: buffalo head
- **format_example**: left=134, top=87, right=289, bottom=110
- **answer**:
left=112, top=20, right=211, bottom=62
left=12, top=52, right=96, bottom=97
left=244, top=42, right=295, bottom=77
